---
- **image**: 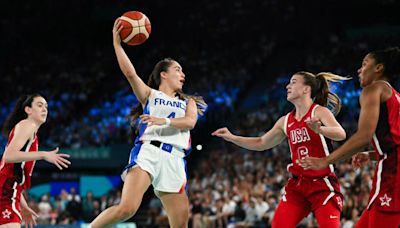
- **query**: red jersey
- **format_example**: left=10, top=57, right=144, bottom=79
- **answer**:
left=285, top=103, right=335, bottom=177
left=0, top=128, right=38, bottom=191
left=368, top=83, right=400, bottom=212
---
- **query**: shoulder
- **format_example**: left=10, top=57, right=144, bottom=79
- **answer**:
left=360, top=81, right=390, bottom=102
left=314, top=105, right=332, bottom=116
left=14, top=120, right=36, bottom=135
left=275, top=115, right=287, bottom=128
left=363, top=81, right=390, bottom=94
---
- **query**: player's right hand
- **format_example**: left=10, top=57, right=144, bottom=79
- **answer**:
left=351, top=152, right=370, bottom=170
left=212, top=127, right=234, bottom=142
left=113, top=18, right=123, bottom=45
left=43, top=147, right=71, bottom=170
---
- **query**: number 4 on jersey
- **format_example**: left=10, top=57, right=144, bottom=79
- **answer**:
left=167, top=112, right=176, bottom=118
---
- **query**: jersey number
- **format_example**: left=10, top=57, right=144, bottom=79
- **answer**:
left=167, top=112, right=176, bottom=118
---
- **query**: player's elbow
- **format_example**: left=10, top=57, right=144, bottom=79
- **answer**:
left=187, top=119, right=197, bottom=130
left=254, top=138, right=267, bottom=151
left=2, top=152, right=14, bottom=163
left=358, top=131, right=375, bottom=144
left=337, top=130, right=346, bottom=141
left=124, top=71, right=136, bottom=80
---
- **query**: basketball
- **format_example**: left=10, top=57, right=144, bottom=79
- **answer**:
left=118, top=11, right=151, bottom=46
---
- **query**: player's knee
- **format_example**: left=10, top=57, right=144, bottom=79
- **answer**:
left=115, top=204, right=138, bottom=220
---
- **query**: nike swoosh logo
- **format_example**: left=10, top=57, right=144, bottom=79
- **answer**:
left=288, top=122, right=294, bottom=128
left=329, top=215, right=338, bottom=219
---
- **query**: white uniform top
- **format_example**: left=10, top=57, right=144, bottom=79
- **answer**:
left=137, top=89, right=191, bottom=150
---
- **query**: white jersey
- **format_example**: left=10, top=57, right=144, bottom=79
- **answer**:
left=137, top=89, right=191, bottom=150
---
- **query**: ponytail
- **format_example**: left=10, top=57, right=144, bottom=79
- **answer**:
left=299, top=71, right=351, bottom=115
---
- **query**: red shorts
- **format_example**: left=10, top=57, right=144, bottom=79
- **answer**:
left=0, top=202, right=22, bottom=225
left=272, top=175, right=343, bottom=227
left=0, top=180, right=23, bottom=225
left=356, top=202, right=400, bottom=228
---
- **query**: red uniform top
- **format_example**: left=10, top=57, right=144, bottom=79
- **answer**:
left=0, top=128, right=38, bottom=191
left=368, top=83, right=400, bottom=212
left=285, top=103, right=335, bottom=178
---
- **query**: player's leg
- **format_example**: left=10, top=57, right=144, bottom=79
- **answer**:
left=356, top=204, right=400, bottom=228
left=313, top=199, right=341, bottom=228
left=90, top=166, right=151, bottom=228
left=158, top=191, right=189, bottom=228
left=272, top=200, right=311, bottom=227
left=355, top=208, right=369, bottom=228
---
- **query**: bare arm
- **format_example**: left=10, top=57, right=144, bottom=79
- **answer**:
left=309, top=106, right=346, bottom=141
left=3, top=120, right=71, bottom=169
left=113, top=19, right=151, bottom=105
left=299, top=83, right=383, bottom=169
left=212, top=116, right=287, bottom=151
left=140, top=99, right=198, bottom=130
left=324, top=84, right=381, bottom=164
left=169, top=98, right=198, bottom=129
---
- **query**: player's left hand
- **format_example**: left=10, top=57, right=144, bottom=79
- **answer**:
left=21, top=206, right=38, bottom=228
left=305, top=117, right=322, bottom=134
left=140, top=114, right=166, bottom=126
left=297, top=156, right=329, bottom=170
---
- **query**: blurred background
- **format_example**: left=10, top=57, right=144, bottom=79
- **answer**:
left=0, top=0, right=399, bottom=227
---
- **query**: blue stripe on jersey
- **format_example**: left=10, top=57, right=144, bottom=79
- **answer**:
left=134, top=100, right=150, bottom=145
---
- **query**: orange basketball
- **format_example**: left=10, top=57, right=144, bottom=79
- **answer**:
left=118, top=11, right=151, bottom=46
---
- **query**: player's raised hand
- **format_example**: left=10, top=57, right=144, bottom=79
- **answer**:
left=297, top=156, right=329, bottom=170
left=112, top=18, right=123, bottom=45
left=305, top=117, right=322, bottom=134
left=352, top=152, right=371, bottom=170
left=212, top=127, right=235, bottom=142
left=43, top=147, right=71, bottom=170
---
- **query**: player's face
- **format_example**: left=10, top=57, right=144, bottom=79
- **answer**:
left=357, top=54, right=380, bottom=88
left=165, top=61, right=185, bottom=91
left=286, top=74, right=308, bottom=101
left=27, top=96, right=48, bottom=124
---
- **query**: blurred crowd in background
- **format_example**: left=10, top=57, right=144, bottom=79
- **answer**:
left=1, top=0, right=400, bottom=227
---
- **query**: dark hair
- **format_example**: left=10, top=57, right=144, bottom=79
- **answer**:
left=296, top=71, right=351, bottom=115
left=2, top=93, right=43, bottom=136
left=127, top=58, right=207, bottom=132
left=369, top=47, right=400, bottom=81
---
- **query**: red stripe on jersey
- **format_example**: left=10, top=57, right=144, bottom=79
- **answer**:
left=286, top=103, right=334, bottom=177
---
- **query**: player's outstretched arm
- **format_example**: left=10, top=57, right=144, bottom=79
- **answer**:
left=3, top=121, right=71, bottom=170
left=112, top=18, right=151, bottom=105
left=299, top=83, right=382, bottom=170
left=306, top=106, right=346, bottom=141
left=212, top=116, right=286, bottom=151
left=140, top=99, right=198, bottom=130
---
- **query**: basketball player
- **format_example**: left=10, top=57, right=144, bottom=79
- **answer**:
left=213, top=72, right=350, bottom=227
left=0, top=94, right=71, bottom=228
left=299, top=47, right=400, bottom=227
left=90, top=19, right=206, bottom=228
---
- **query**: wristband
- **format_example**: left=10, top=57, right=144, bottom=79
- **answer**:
left=164, top=118, right=171, bottom=126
